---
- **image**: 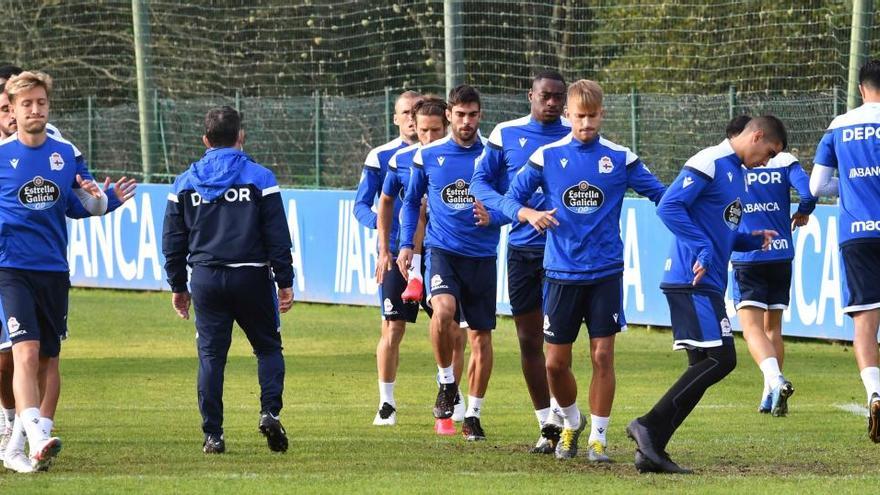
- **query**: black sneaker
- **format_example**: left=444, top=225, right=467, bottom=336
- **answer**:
left=259, top=413, right=289, bottom=453
left=656, top=450, right=693, bottom=474
left=433, top=383, right=457, bottom=419
left=529, top=422, right=562, bottom=454
left=869, top=393, right=880, bottom=443
left=203, top=434, right=225, bottom=454
left=462, top=416, right=486, bottom=441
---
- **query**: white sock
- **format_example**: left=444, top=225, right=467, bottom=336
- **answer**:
left=559, top=402, right=581, bottom=429
left=861, top=367, right=880, bottom=402
left=588, top=415, right=610, bottom=445
left=437, top=366, right=455, bottom=385
left=378, top=381, right=395, bottom=407
left=2, top=408, right=14, bottom=429
left=761, top=381, right=771, bottom=401
left=547, top=397, right=564, bottom=426
left=7, top=415, right=25, bottom=455
left=465, top=395, right=483, bottom=418
left=38, top=417, right=54, bottom=438
left=759, top=357, right=784, bottom=389
left=535, top=407, right=551, bottom=427
left=409, top=254, right=423, bottom=281
left=20, top=407, right=44, bottom=453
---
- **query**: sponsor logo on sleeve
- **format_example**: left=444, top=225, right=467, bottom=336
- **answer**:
left=682, top=176, right=694, bottom=188
left=518, top=137, right=527, bottom=148
left=723, top=197, right=743, bottom=230
left=562, top=180, right=604, bottom=214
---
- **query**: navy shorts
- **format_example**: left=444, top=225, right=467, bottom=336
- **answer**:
left=841, top=241, right=880, bottom=314
left=665, top=289, right=734, bottom=350
left=378, top=258, right=431, bottom=323
left=541, top=276, right=626, bottom=345
left=731, top=261, right=792, bottom=311
left=426, top=249, right=496, bottom=331
left=0, top=268, right=69, bottom=357
left=507, top=247, right=544, bottom=316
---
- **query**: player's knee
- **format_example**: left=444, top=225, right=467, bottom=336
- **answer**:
left=590, top=347, right=615, bottom=373
left=545, top=356, right=568, bottom=377
left=713, top=346, right=737, bottom=377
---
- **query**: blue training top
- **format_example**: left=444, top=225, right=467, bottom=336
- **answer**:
left=731, top=152, right=817, bottom=264
left=381, top=143, right=420, bottom=255
left=497, top=133, right=665, bottom=283
left=814, top=102, right=880, bottom=246
left=659, top=139, right=764, bottom=294
left=470, top=115, right=571, bottom=250
left=400, top=134, right=505, bottom=258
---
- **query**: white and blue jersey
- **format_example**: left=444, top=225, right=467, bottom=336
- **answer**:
left=353, top=137, right=408, bottom=239
left=381, top=143, right=420, bottom=254
left=813, top=103, right=880, bottom=246
left=470, top=115, right=571, bottom=250
left=497, top=134, right=665, bottom=283
left=400, top=135, right=504, bottom=258
left=0, top=132, right=110, bottom=272
left=731, top=152, right=817, bottom=264
left=659, top=139, right=764, bottom=294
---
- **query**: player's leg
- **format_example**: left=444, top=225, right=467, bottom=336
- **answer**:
left=232, top=267, right=288, bottom=452
left=762, top=261, right=794, bottom=416
left=584, top=275, right=625, bottom=463
left=542, top=281, right=586, bottom=459
left=38, top=356, right=59, bottom=436
left=764, top=310, right=785, bottom=368
left=629, top=291, right=735, bottom=474
left=189, top=266, right=234, bottom=453
left=0, top=349, right=14, bottom=458
left=739, top=306, right=789, bottom=414
left=451, top=319, right=466, bottom=422
left=457, top=255, right=496, bottom=441
left=507, top=247, right=559, bottom=452
left=375, top=265, right=413, bottom=425
left=840, top=243, right=880, bottom=441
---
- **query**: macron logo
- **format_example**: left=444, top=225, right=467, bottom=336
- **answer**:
left=437, top=156, right=445, bottom=166
left=727, top=171, right=733, bottom=182
left=682, top=176, right=694, bottom=188
left=560, top=158, right=568, bottom=169
left=519, top=137, right=527, bottom=148
left=9, top=159, right=18, bottom=169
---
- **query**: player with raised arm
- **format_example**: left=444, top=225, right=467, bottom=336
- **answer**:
left=0, top=71, right=128, bottom=472
left=398, top=85, right=504, bottom=440
left=494, top=80, right=665, bottom=461
left=627, top=116, right=785, bottom=474
left=351, top=90, right=422, bottom=425
left=725, top=115, right=816, bottom=417
left=469, top=70, right=571, bottom=454
left=810, top=59, right=880, bottom=442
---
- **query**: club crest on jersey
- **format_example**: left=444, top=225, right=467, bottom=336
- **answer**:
left=383, top=298, right=394, bottom=315
left=560, top=158, right=568, bottom=169
left=562, top=180, right=604, bottom=214
left=49, top=152, right=64, bottom=171
left=720, top=317, right=733, bottom=337
left=7, top=317, right=19, bottom=333
left=437, top=156, right=445, bottom=166
left=440, top=179, right=474, bottom=210
left=723, top=197, right=743, bottom=230
left=518, top=137, right=527, bottom=148
left=430, top=274, right=445, bottom=290
left=598, top=155, right=614, bottom=174
left=18, top=175, right=60, bottom=210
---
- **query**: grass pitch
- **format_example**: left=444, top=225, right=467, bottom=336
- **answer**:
left=1, top=288, right=878, bottom=493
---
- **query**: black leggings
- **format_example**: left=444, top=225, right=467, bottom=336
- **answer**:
left=638, top=341, right=737, bottom=451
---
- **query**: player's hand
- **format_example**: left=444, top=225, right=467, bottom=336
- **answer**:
left=105, top=176, right=137, bottom=203
left=278, top=287, right=294, bottom=313
left=172, top=291, right=191, bottom=320
left=397, top=247, right=414, bottom=280
left=519, top=207, right=559, bottom=234
left=376, top=249, right=394, bottom=284
left=473, top=199, right=491, bottom=227
left=790, top=212, right=809, bottom=231
left=76, top=174, right=104, bottom=199
left=692, top=260, right=707, bottom=286
left=753, top=229, right=779, bottom=250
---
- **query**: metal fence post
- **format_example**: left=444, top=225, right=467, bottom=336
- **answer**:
left=833, top=84, right=841, bottom=117
left=314, top=90, right=321, bottom=188
left=384, top=86, right=391, bottom=142
left=444, top=0, right=464, bottom=95
left=848, top=0, right=874, bottom=110
left=132, top=0, right=155, bottom=183
left=235, top=89, right=241, bottom=113
left=87, top=95, right=94, bottom=169
left=728, top=85, right=737, bottom=120
left=630, top=87, right=639, bottom=155
left=155, top=90, right=170, bottom=177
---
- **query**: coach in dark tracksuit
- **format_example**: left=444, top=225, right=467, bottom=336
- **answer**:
left=162, top=106, right=294, bottom=454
